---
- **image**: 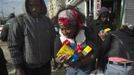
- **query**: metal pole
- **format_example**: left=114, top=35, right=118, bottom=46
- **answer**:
left=84, top=1, right=88, bottom=26
left=121, top=0, right=126, bottom=25
left=89, top=0, right=92, bottom=13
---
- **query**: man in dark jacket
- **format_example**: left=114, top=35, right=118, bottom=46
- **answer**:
left=96, top=23, right=134, bottom=75
left=8, top=0, right=55, bottom=75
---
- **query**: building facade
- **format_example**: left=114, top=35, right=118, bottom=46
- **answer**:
left=48, top=0, right=134, bottom=25
left=47, top=0, right=57, bottom=19
left=47, top=0, right=66, bottom=19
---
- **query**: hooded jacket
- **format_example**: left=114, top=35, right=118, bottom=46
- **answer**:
left=8, top=0, right=55, bottom=68
left=96, top=28, right=134, bottom=70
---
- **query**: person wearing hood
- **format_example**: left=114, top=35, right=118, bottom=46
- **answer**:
left=0, top=13, right=15, bottom=41
left=54, top=7, right=98, bottom=75
left=95, top=23, right=134, bottom=75
left=87, top=7, right=116, bottom=47
left=8, top=0, right=55, bottom=75
left=96, top=7, right=116, bottom=41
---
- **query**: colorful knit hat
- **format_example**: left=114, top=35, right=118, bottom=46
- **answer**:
left=58, top=8, right=83, bottom=29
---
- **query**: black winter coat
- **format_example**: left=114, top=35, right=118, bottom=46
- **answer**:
left=54, top=27, right=98, bottom=70
left=96, top=29, right=134, bottom=70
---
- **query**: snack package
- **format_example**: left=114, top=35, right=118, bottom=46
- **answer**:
left=82, top=45, right=92, bottom=56
left=57, top=44, right=74, bottom=59
left=104, top=28, right=111, bottom=33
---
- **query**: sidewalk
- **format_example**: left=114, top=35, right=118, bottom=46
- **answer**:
left=0, top=41, right=66, bottom=75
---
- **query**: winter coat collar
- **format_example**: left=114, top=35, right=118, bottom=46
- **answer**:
left=59, top=29, right=86, bottom=44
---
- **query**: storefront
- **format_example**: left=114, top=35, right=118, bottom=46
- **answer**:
left=65, top=0, right=134, bottom=25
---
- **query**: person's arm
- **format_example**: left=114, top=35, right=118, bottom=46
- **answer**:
left=94, top=33, right=114, bottom=70
left=8, top=16, right=26, bottom=75
left=8, top=16, right=25, bottom=69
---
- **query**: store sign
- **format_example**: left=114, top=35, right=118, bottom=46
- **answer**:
left=93, top=0, right=101, bottom=19
left=96, top=0, right=101, bottom=11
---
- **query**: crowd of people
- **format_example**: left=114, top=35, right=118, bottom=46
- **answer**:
left=0, top=0, right=134, bottom=75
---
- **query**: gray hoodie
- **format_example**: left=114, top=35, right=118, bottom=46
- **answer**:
left=8, top=0, right=55, bottom=68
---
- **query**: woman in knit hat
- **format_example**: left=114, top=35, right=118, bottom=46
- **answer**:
left=54, top=7, right=98, bottom=75
left=96, top=9, right=116, bottom=41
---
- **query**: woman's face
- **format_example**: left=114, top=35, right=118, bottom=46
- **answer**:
left=59, top=24, right=77, bottom=38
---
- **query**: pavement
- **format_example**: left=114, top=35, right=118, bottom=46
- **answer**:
left=0, top=41, right=65, bottom=75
